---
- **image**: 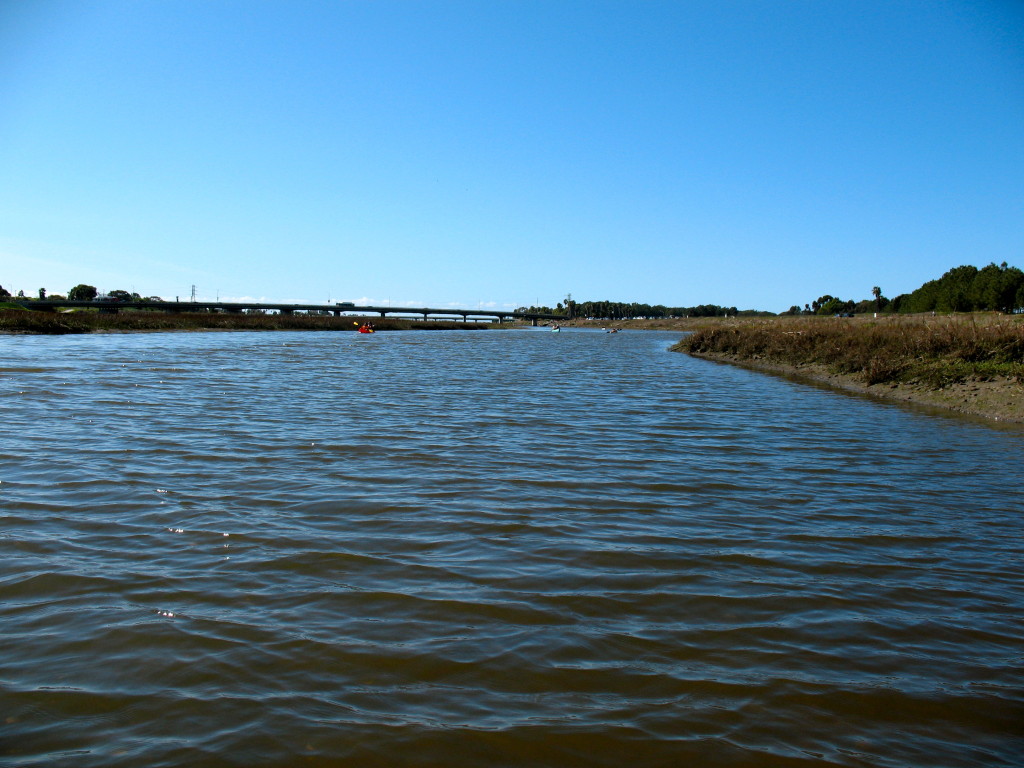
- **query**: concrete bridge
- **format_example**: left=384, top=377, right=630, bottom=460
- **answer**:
left=9, top=299, right=565, bottom=325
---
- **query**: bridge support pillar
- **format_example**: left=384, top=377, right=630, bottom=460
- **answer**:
left=532, top=317, right=538, bottom=326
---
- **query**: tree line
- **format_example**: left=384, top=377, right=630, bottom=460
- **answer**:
left=783, top=262, right=1024, bottom=316
left=0, top=284, right=161, bottom=303
left=520, top=263, right=1022, bottom=322
left=515, top=297, right=771, bottom=319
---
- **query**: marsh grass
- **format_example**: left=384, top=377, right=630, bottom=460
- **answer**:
left=678, top=316, right=1024, bottom=387
left=0, top=310, right=489, bottom=334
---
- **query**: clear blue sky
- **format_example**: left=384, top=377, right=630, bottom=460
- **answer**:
left=2, top=1, right=1021, bottom=312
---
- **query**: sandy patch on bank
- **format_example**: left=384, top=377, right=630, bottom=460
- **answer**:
left=688, top=352, right=1024, bottom=425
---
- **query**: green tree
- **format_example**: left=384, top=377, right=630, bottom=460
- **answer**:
left=818, top=297, right=853, bottom=315
left=0, top=284, right=10, bottom=299
left=935, top=265, right=977, bottom=312
left=993, top=264, right=1023, bottom=313
left=107, top=289, right=141, bottom=302
left=68, top=284, right=98, bottom=301
left=972, top=262, right=1023, bottom=313
left=564, top=293, right=576, bottom=318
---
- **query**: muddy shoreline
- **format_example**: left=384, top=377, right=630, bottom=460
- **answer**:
left=687, top=350, right=1024, bottom=425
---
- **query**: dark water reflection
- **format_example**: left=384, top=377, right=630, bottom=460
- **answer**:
left=1, top=329, right=1022, bottom=767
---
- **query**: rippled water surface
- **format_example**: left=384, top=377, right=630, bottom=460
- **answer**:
left=2, top=328, right=1023, bottom=767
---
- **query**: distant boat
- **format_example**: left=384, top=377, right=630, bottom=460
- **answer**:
left=551, top=325, right=560, bottom=332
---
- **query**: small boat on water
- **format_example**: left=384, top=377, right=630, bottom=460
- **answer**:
left=551, top=325, right=560, bottom=332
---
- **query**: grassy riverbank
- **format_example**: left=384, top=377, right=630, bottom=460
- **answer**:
left=0, top=310, right=491, bottom=334
left=674, top=315, right=1024, bottom=423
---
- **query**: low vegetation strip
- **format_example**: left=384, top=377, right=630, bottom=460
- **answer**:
left=675, top=316, right=1024, bottom=422
left=0, top=310, right=490, bottom=334
left=678, top=316, right=1024, bottom=386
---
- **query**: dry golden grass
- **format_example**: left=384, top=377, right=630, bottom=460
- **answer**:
left=676, top=315, right=1024, bottom=387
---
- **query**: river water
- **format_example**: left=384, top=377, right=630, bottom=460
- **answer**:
left=1, top=328, right=1022, bottom=767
